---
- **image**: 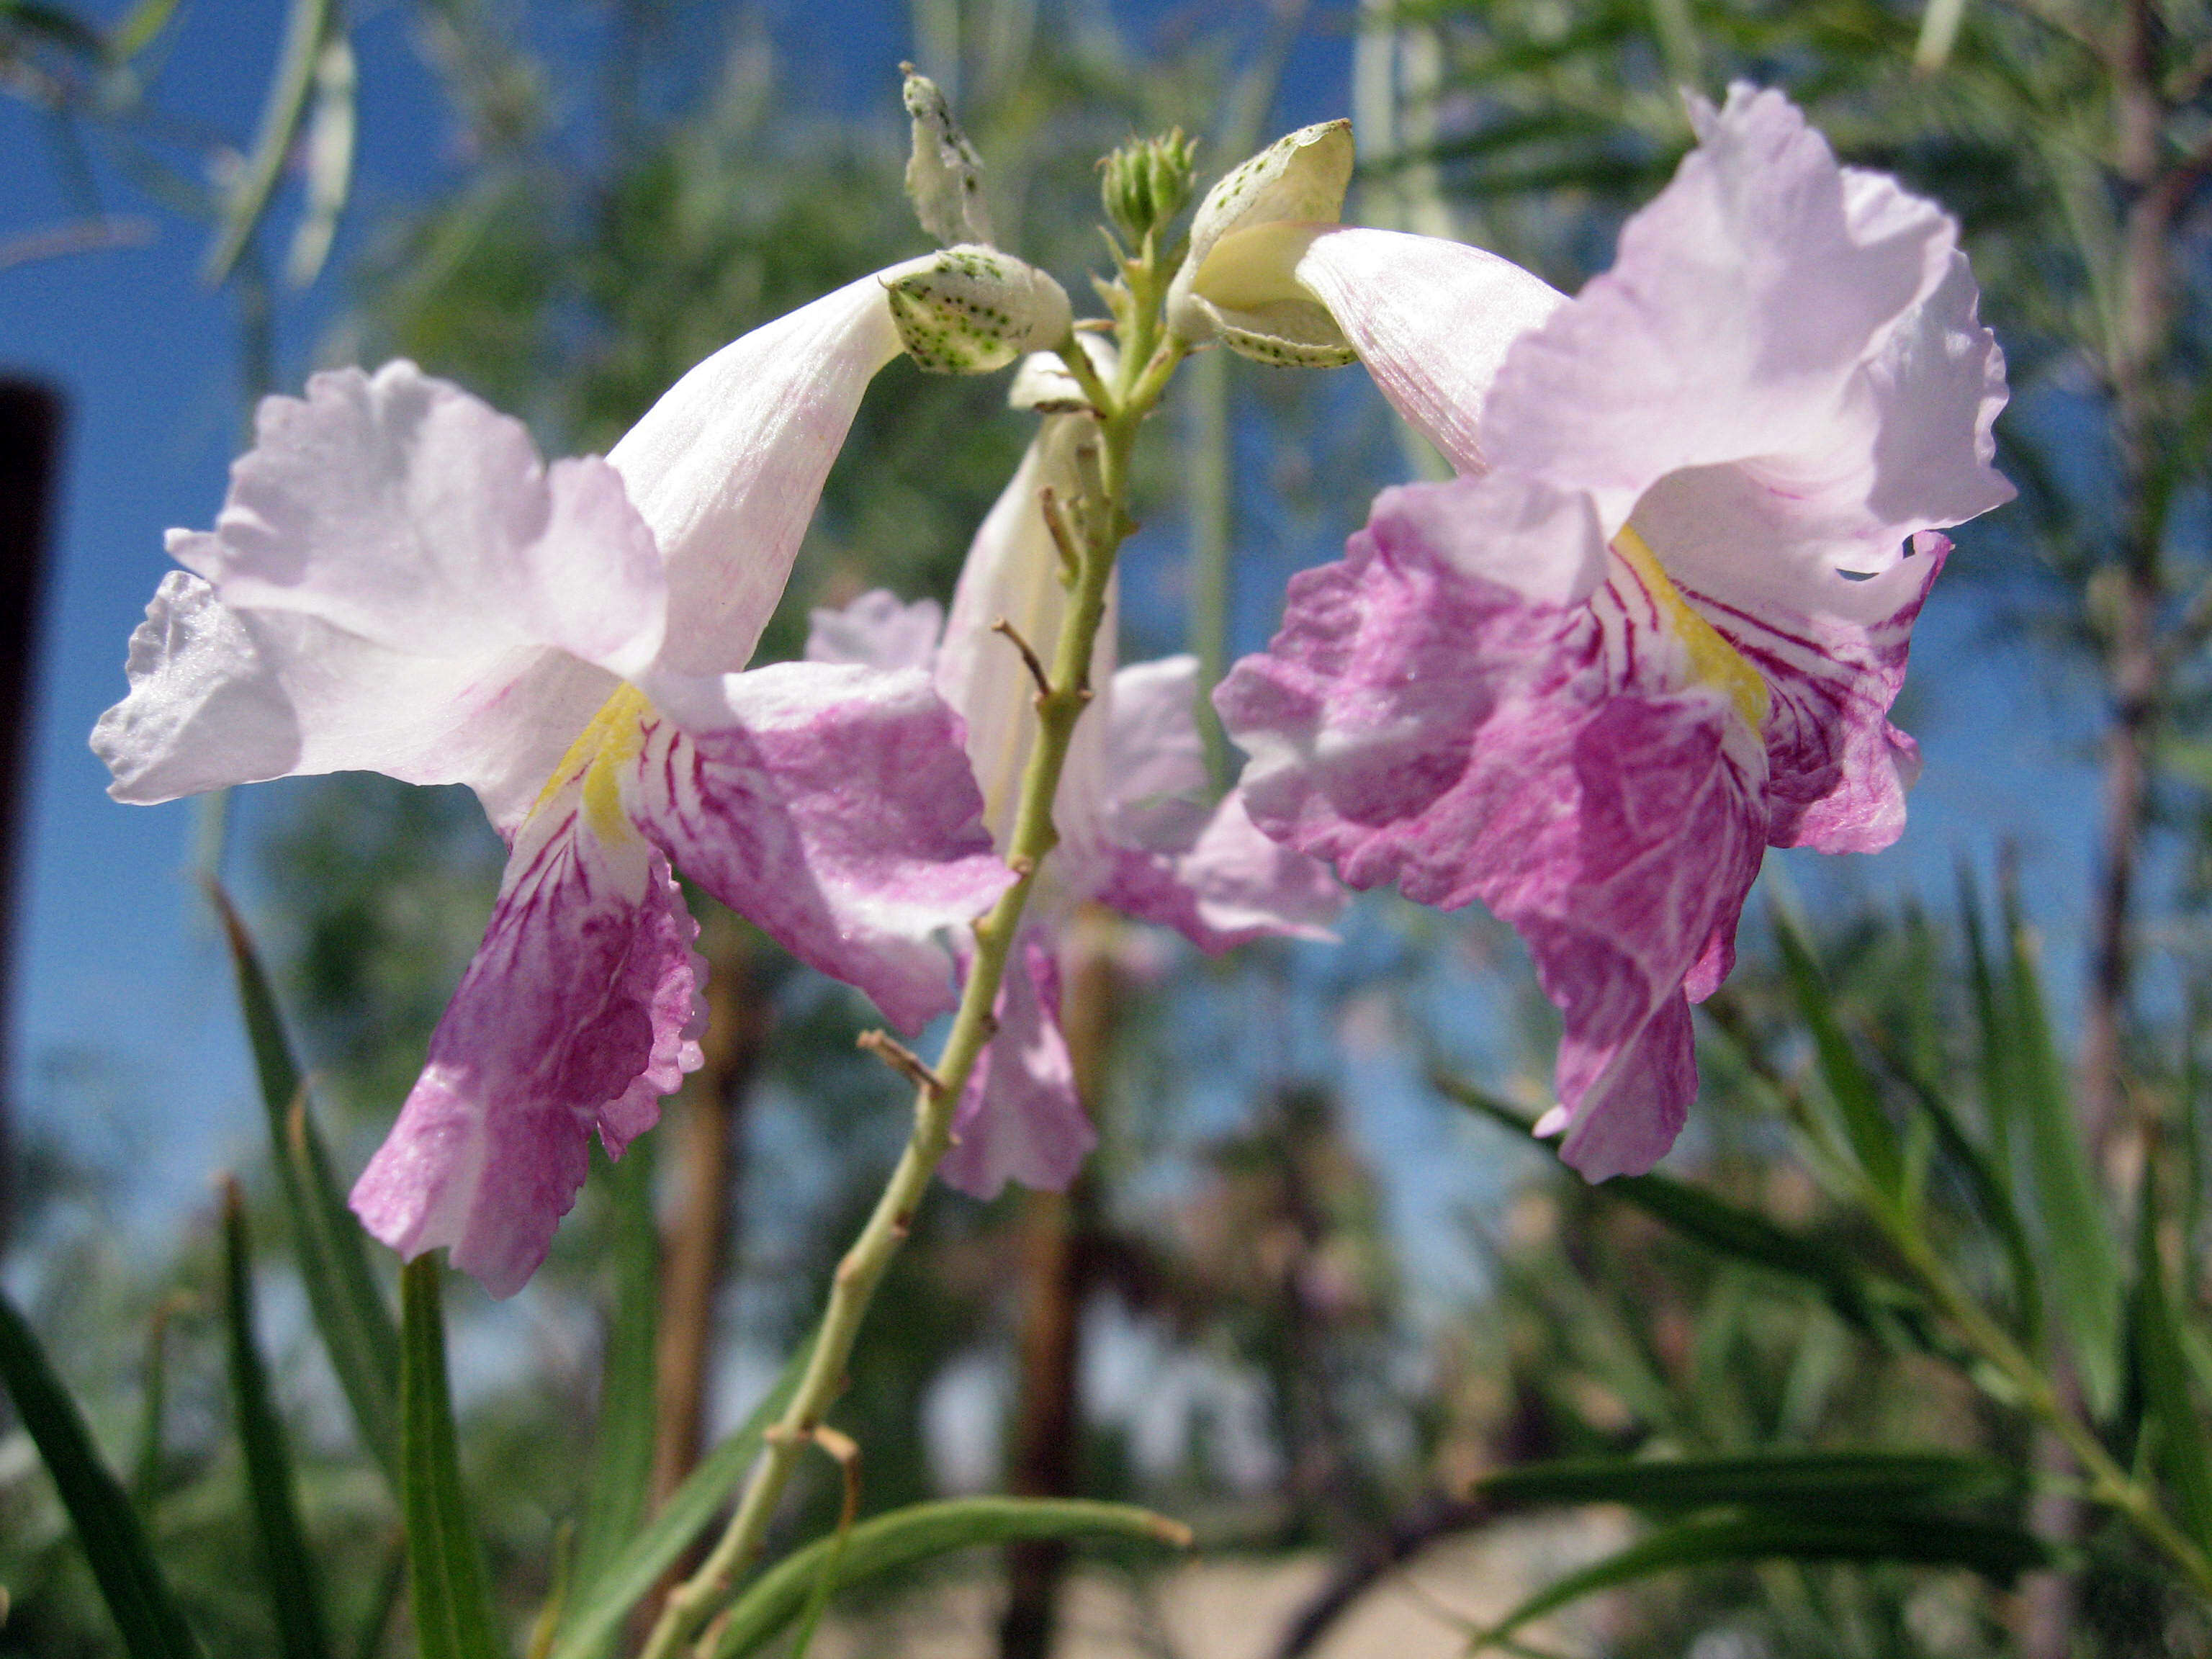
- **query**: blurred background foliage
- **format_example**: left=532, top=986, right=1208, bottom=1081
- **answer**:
left=9, top=0, right=2212, bottom=1655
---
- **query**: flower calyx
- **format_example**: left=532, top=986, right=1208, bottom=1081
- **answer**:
left=1166, top=120, right=1357, bottom=368
left=888, top=246, right=1074, bottom=374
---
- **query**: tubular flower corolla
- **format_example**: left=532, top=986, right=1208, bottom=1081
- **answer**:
left=92, top=261, right=1049, bottom=1294
left=1208, top=87, right=2013, bottom=1177
left=809, top=351, right=1344, bottom=1198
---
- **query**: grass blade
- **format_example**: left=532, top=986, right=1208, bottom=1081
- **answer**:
left=202, top=0, right=332, bottom=284
left=212, top=885, right=400, bottom=1487
left=2001, top=891, right=2123, bottom=1417
left=711, top=1498, right=1192, bottom=1658
left=0, top=1285, right=204, bottom=1659
left=1468, top=1511, right=2055, bottom=1652
left=1773, top=907, right=1905, bottom=1201
left=1476, top=1449, right=2020, bottom=1515
left=566, top=1139, right=659, bottom=1627
left=222, top=1179, right=336, bottom=1659
left=399, top=1256, right=503, bottom=1659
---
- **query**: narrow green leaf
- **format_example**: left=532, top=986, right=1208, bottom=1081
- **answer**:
left=282, top=27, right=354, bottom=287
left=2002, top=894, right=2123, bottom=1417
left=351, top=1542, right=408, bottom=1659
left=2128, top=1170, right=2212, bottom=1550
left=106, top=0, right=180, bottom=60
left=1956, top=865, right=2013, bottom=1176
left=1915, top=0, right=1969, bottom=68
left=549, top=1341, right=811, bottom=1659
left=567, top=1138, right=659, bottom=1627
left=212, top=886, right=400, bottom=1487
left=1471, top=1511, right=2055, bottom=1652
left=1477, top=1449, right=2020, bottom=1515
left=202, top=0, right=332, bottom=284
left=1773, top=908, right=1905, bottom=1200
left=711, top=1498, right=1192, bottom=1659
left=1875, top=1039, right=2043, bottom=1344
left=1439, top=1076, right=1923, bottom=1344
left=399, top=1256, right=502, bottom=1659
left=0, top=1286, right=204, bottom=1659
left=222, top=1179, right=336, bottom=1659
left=131, top=1292, right=189, bottom=1513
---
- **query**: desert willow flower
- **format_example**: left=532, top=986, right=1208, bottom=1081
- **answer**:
left=1194, top=88, right=2012, bottom=1177
left=94, top=244, right=1074, bottom=1295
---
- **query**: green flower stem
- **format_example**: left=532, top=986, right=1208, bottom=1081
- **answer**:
left=636, top=269, right=1184, bottom=1659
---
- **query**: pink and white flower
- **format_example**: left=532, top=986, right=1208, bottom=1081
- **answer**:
left=1209, top=87, right=2012, bottom=1177
left=809, top=352, right=1344, bottom=1199
left=94, top=264, right=1033, bottom=1295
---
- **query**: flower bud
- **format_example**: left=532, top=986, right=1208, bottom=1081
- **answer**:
left=1166, top=120, right=1358, bottom=367
left=888, top=246, right=1074, bottom=374
left=1101, top=129, right=1198, bottom=247
left=902, top=65, right=992, bottom=247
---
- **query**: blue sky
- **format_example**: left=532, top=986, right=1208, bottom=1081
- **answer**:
left=2, top=0, right=2113, bottom=1269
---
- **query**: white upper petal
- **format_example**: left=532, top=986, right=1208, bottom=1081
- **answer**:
left=171, top=361, right=667, bottom=679
left=1290, top=226, right=1565, bottom=474
left=608, top=258, right=936, bottom=678
left=94, top=571, right=619, bottom=832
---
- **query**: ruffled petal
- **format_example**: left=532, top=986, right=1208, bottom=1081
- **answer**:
left=349, top=786, right=705, bottom=1298
left=608, top=259, right=935, bottom=678
left=93, top=570, right=621, bottom=834
left=939, top=939, right=1094, bottom=1200
left=1218, top=493, right=1768, bottom=1179
left=804, top=590, right=944, bottom=672
left=1097, top=790, right=1345, bottom=952
left=629, top=661, right=1015, bottom=1033
left=1100, top=655, right=1211, bottom=855
left=1289, top=226, right=1566, bottom=475
left=169, top=361, right=666, bottom=678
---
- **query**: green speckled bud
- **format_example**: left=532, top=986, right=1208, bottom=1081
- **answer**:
left=887, top=246, right=1074, bottom=374
left=1102, top=129, right=1198, bottom=247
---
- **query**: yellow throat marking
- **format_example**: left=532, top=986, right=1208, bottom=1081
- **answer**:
left=1611, top=524, right=1769, bottom=732
left=532, top=683, right=652, bottom=841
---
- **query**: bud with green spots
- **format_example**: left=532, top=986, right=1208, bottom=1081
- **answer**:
left=887, top=246, right=1073, bottom=374
left=1102, top=129, right=1198, bottom=248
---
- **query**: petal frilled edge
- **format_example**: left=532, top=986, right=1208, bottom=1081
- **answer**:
left=349, top=785, right=706, bottom=1298
left=804, top=589, right=945, bottom=672
left=1217, top=498, right=1768, bottom=1179
left=940, top=938, right=1094, bottom=1200
left=608, top=258, right=935, bottom=680
left=1290, top=226, right=1566, bottom=476
left=1096, top=792, right=1345, bottom=953
left=631, top=661, right=1016, bottom=1033
left=93, top=570, right=623, bottom=835
left=170, top=361, right=667, bottom=679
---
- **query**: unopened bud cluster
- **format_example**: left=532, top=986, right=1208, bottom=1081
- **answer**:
left=1102, top=130, right=1197, bottom=248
